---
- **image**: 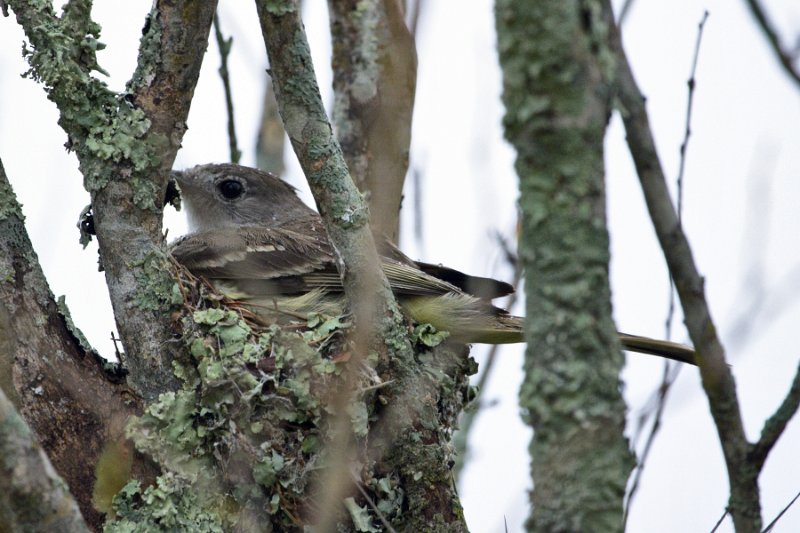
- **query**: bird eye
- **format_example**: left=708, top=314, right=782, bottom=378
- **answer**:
left=218, top=179, right=244, bottom=200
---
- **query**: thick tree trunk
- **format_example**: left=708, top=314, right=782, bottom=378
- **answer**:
left=496, top=1, right=634, bottom=531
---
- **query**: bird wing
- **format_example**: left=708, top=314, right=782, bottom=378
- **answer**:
left=170, top=222, right=335, bottom=283
left=377, top=238, right=515, bottom=300
left=172, top=221, right=471, bottom=299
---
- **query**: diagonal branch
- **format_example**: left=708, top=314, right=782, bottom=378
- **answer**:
left=254, top=2, right=468, bottom=530
left=743, top=0, right=800, bottom=89
left=0, top=385, right=90, bottom=533
left=6, top=0, right=217, bottom=400
left=605, top=2, right=761, bottom=530
left=750, top=361, right=800, bottom=470
left=253, top=0, right=409, bottom=360
left=0, top=158, right=155, bottom=529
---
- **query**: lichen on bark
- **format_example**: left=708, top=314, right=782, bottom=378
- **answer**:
left=496, top=1, right=634, bottom=531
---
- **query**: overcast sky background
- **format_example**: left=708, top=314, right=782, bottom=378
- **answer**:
left=2, top=1, right=800, bottom=531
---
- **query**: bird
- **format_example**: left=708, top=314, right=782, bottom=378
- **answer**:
left=169, top=163, right=696, bottom=365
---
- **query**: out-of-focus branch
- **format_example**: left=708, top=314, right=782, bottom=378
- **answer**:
left=254, top=2, right=468, bottom=530
left=606, top=2, right=761, bottom=530
left=453, top=230, right=520, bottom=478
left=255, top=78, right=286, bottom=175
left=5, top=0, right=217, bottom=400
left=744, top=0, right=800, bottom=89
left=213, top=13, right=242, bottom=164
left=406, top=0, right=423, bottom=35
left=328, top=0, right=417, bottom=242
left=0, top=159, right=154, bottom=530
left=0, top=385, right=91, bottom=533
left=750, top=362, right=800, bottom=470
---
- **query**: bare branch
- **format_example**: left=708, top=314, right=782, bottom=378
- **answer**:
left=750, top=361, right=800, bottom=470
left=762, top=488, right=800, bottom=533
left=256, top=78, right=286, bottom=174
left=606, top=1, right=761, bottom=529
left=213, top=13, right=242, bottom=164
left=743, top=0, right=800, bottom=89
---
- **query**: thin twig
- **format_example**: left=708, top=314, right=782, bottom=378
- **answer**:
left=623, top=362, right=681, bottom=527
left=213, top=13, right=241, bottom=164
left=617, top=0, right=636, bottom=26
left=608, top=1, right=759, bottom=528
left=407, top=0, right=423, bottom=35
left=761, top=488, right=800, bottom=533
left=453, top=230, right=521, bottom=478
left=625, top=15, right=708, bottom=527
left=710, top=509, right=729, bottom=533
left=352, top=474, right=399, bottom=533
left=743, top=0, right=800, bottom=89
left=676, top=10, right=708, bottom=220
left=666, top=9, right=708, bottom=341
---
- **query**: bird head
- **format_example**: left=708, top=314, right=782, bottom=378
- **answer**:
left=171, top=163, right=314, bottom=232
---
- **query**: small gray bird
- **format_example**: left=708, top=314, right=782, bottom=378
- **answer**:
left=170, top=163, right=695, bottom=365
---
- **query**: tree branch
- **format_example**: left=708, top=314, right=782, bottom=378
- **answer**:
left=743, top=0, right=800, bottom=89
left=749, top=361, right=800, bottom=470
left=328, top=0, right=417, bottom=242
left=213, top=12, right=242, bottom=164
left=606, top=2, right=761, bottom=530
left=0, top=385, right=91, bottom=533
left=0, top=158, right=155, bottom=530
left=6, top=0, right=217, bottom=400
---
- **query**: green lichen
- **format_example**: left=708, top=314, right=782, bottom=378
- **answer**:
left=10, top=0, right=160, bottom=201
left=106, top=475, right=224, bottom=533
left=264, top=0, right=297, bottom=16
left=126, top=6, right=162, bottom=94
left=412, top=323, right=449, bottom=348
left=0, top=172, right=24, bottom=222
left=114, top=257, right=473, bottom=529
left=132, top=251, right=182, bottom=312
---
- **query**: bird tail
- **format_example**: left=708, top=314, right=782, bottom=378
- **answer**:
left=400, top=294, right=696, bottom=365
left=617, top=333, right=696, bottom=365
left=467, top=321, right=696, bottom=365
left=452, top=314, right=698, bottom=365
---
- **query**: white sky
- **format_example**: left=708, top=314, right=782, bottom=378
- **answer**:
left=2, top=1, right=800, bottom=532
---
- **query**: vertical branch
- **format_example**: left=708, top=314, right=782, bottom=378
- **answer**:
left=256, top=78, right=286, bottom=174
left=606, top=2, right=761, bottom=530
left=328, top=0, right=417, bottom=242
left=496, top=1, right=634, bottom=530
left=213, top=13, right=242, bottom=164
